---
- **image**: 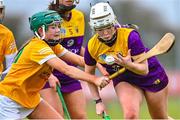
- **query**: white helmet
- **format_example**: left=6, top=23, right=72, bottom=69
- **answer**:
left=0, top=0, right=5, bottom=23
left=89, top=2, right=118, bottom=29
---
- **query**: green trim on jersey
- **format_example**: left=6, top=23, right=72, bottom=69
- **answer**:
left=14, top=48, right=24, bottom=63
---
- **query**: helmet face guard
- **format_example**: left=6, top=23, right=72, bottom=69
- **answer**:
left=0, top=0, right=5, bottom=23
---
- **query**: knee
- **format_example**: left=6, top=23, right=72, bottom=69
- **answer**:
left=71, top=111, right=87, bottom=119
left=149, top=108, right=168, bottom=119
left=123, top=108, right=139, bottom=119
left=150, top=112, right=168, bottom=119
left=77, top=113, right=87, bottom=119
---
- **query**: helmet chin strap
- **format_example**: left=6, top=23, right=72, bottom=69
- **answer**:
left=58, top=4, right=76, bottom=13
left=43, top=39, right=60, bottom=46
left=34, top=25, right=60, bottom=46
left=35, top=25, right=46, bottom=40
left=98, top=31, right=117, bottom=46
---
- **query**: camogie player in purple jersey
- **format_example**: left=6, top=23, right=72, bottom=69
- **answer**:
left=40, top=0, right=109, bottom=119
left=84, top=2, right=173, bottom=119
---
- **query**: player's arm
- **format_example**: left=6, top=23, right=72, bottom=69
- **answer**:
left=85, top=64, right=101, bottom=99
left=96, top=63, right=109, bottom=76
left=80, top=46, right=85, bottom=56
left=2, top=31, right=17, bottom=76
left=115, top=31, right=149, bottom=75
left=60, top=50, right=85, bottom=67
left=115, top=51, right=148, bottom=75
left=2, top=53, right=17, bottom=74
left=48, top=73, right=60, bottom=91
left=85, top=64, right=107, bottom=115
left=47, top=57, right=109, bottom=87
left=80, top=46, right=109, bottom=76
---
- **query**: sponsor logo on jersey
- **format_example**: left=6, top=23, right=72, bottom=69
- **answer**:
left=67, top=39, right=75, bottom=47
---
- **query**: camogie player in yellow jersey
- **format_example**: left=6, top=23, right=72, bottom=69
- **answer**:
left=85, top=2, right=172, bottom=119
left=40, top=0, right=108, bottom=119
left=0, top=0, right=17, bottom=80
left=0, top=10, right=109, bottom=119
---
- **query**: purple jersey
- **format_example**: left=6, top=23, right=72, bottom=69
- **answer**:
left=43, top=9, right=85, bottom=93
left=85, top=29, right=168, bottom=92
left=53, top=36, right=83, bottom=83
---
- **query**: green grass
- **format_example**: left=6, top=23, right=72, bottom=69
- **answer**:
left=87, top=97, right=180, bottom=119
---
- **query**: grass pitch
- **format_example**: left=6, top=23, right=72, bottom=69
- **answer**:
left=87, top=97, right=180, bottom=119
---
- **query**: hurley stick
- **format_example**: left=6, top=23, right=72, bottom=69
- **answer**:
left=109, top=33, right=175, bottom=80
left=56, top=84, right=71, bottom=120
left=102, top=111, right=111, bottom=120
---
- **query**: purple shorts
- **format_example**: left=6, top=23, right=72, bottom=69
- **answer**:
left=113, top=73, right=168, bottom=92
left=112, top=58, right=169, bottom=92
left=43, top=78, right=82, bottom=93
left=113, top=65, right=169, bottom=92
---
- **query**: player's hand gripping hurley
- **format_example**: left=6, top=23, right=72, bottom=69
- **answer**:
left=109, top=32, right=175, bottom=80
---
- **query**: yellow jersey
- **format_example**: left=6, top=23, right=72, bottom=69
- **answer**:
left=60, top=9, right=85, bottom=38
left=87, top=28, right=133, bottom=64
left=0, top=24, right=17, bottom=73
left=0, top=37, right=67, bottom=108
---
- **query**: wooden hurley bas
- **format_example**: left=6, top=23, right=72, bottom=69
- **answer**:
left=109, top=33, right=175, bottom=80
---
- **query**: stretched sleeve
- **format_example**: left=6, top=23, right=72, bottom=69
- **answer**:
left=30, top=45, right=57, bottom=65
left=84, top=45, right=97, bottom=66
left=128, top=30, right=146, bottom=56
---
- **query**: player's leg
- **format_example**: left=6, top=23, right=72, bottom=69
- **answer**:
left=114, top=81, right=143, bottom=119
left=63, top=89, right=87, bottom=119
left=40, top=88, right=64, bottom=117
left=27, top=99, right=63, bottom=119
left=0, top=94, right=33, bottom=119
left=144, top=86, right=169, bottom=119
left=60, top=79, right=87, bottom=119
